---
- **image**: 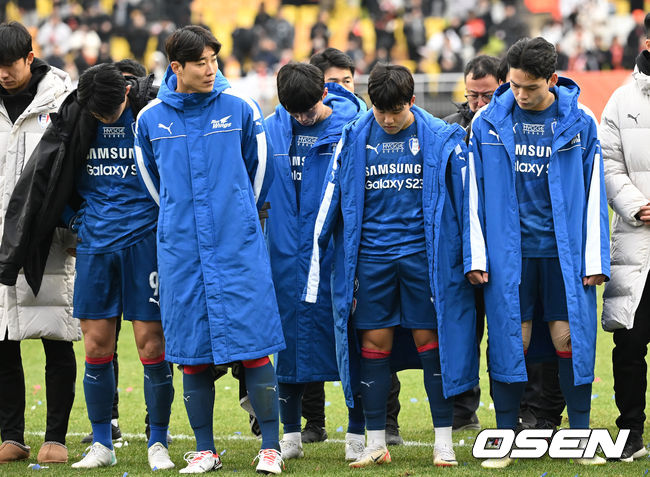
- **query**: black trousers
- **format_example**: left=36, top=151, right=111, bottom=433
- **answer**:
left=613, top=270, right=650, bottom=432
left=0, top=337, right=76, bottom=444
left=302, top=374, right=402, bottom=427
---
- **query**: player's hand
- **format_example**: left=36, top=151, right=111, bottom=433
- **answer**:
left=582, top=274, right=606, bottom=286
left=466, top=270, right=489, bottom=285
left=636, top=203, right=650, bottom=224
left=68, top=211, right=83, bottom=232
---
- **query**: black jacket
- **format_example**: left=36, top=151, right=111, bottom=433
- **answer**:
left=0, top=74, right=157, bottom=295
left=443, top=101, right=474, bottom=141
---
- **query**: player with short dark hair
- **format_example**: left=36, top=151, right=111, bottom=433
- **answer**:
left=0, top=20, right=77, bottom=466
left=305, top=63, right=477, bottom=469
left=67, top=63, right=175, bottom=471
left=265, top=61, right=365, bottom=462
left=310, top=47, right=356, bottom=91
left=135, top=25, right=285, bottom=474
left=465, top=37, right=609, bottom=468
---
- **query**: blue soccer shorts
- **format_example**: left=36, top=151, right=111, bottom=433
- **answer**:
left=352, top=251, right=437, bottom=330
left=73, top=230, right=161, bottom=321
left=519, top=257, right=569, bottom=322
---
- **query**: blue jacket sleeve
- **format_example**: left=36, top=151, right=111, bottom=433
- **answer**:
left=448, top=141, right=469, bottom=221
left=303, top=138, right=343, bottom=303
left=463, top=120, right=488, bottom=275
left=134, top=114, right=160, bottom=206
left=581, top=115, right=610, bottom=279
left=242, top=99, right=274, bottom=208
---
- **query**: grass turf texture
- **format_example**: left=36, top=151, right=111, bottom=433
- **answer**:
left=6, top=314, right=650, bottom=477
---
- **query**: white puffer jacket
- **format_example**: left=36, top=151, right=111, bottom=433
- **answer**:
left=0, top=65, right=80, bottom=341
left=601, top=66, right=650, bottom=331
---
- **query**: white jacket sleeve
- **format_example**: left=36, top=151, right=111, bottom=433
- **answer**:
left=600, top=90, right=648, bottom=226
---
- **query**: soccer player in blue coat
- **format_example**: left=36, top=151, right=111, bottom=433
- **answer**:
left=304, top=64, right=478, bottom=468
left=66, top=64, right=175, bottom=471
left=264, top=63, right=365, bottom=461
left=134, top=26, right=285, bottom=474
left=464, top=37, right=610, bottom=468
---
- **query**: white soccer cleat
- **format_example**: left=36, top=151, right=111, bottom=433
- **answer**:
left=71, top=442, right=117, bottom=468
left=179, top=450, right=222, bottom=474
left=481, top=456, right=513, bottom=468
left=348, top=445, right=391, bottom=468
left=254, top=448, right=284, bottom=474
left=345, top=436, right=365, bottom=461
left=575, top=455, right=607, bottom=465
left=433, top=443, right=458, bottom=466
left=279, top=439, right=303, bottom=459
left=147, top=442, right=175, bottom=470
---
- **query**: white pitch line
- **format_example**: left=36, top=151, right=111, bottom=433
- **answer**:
left=24, top=431, right=471, bottom=447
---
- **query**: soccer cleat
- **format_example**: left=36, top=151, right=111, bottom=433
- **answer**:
left=71, top=442, right=117, bottom=468
left=433, top=443, right=458, bottom=466
left=279, top=439, right=303, bottom=459
left=254, top=448, right=284, bottom=474
left=301, top=423, right=327, bottom=443
left=179, top=450, right=222, bottom=474
left=345, top=437, right=365, bottom=461
left=147, top=442, right=175, bottom=470
left=481, top=456, right=513, bottom=468
left=349, top=445, right=391, bottom=468
left=614, top=432, right=648, bottom=462
left=385, top=425, right=404, bottom=445
left=575, top=455, right=607, bottom=465
left=452, top=413, right=481, bottom=432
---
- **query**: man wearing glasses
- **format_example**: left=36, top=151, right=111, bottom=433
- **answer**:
left=443, top=54, right=499, bottom=433
left=444, top=55, right=499, bottom=138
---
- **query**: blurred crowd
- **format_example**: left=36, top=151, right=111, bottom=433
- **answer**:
left=0, top=0, right=647, bottom=85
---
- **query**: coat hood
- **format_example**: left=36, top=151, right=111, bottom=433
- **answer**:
left=270, top=82, right=365, bottom=147
left=633, top=62, right=650, bottom=96
left=158, top=65, right=230, bottom=110
left=487, top=76, right=581, bottom=125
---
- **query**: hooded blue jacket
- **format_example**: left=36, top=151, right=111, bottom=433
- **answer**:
left=134, top=67, right=285, bottom=365
left=464, top=77, right=610, bottom=385
left=303, top=106, right=479, bottom=406
left=264, top=84, right=365, bottom=383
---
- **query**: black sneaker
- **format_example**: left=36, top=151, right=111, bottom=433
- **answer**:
left=533, top=417, right=558, bottom=432
left=80, top=424, right=122, bottom=443
left=301, top=423, right=327, bottom=443
left=613, top=432, right=647, bottom=462
left=453, top=413, right=481, bottom=432
left=385, top=424, right=404, bottom=446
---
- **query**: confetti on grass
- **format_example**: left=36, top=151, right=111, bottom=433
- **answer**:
left=541, top=473, right=547, bottom=477
left=332, top=382, right=340, bottom=387
left=221, top=449, right=226, bottom=456
left=591, top=394, right=598, bottom=400
left=126, top=387, right=133, bottom=392
left=410, top=398, right=418, bottom=403
left=325, top=401, right=331, bottom=407
left=336, top=426, right=344, bottom=433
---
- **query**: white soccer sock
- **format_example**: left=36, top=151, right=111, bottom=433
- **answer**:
left=346, top=432, right=364, bottom=443
left=282, top=432, right=302, bottom=444
left=367, top=429, right=386, bottom=449
left=434, top=426, right=453, bottom=447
